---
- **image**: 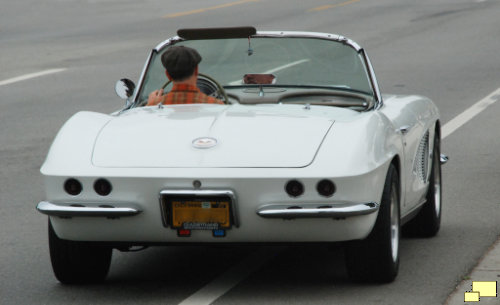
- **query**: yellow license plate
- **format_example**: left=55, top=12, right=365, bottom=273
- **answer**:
left=171, top=200, right=231, bottom=230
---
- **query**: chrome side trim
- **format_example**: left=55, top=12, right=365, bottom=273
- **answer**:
left=159, top=189, right=239, bottom=228
left=36, top=201, right=142, bottom=217
left=256, top=202, right=379, bottom=219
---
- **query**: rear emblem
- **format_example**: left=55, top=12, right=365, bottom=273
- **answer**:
left=192, top=137, right=217, bottom=149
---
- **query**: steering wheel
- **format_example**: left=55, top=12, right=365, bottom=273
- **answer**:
left=161, top=73, right=229, bottom=104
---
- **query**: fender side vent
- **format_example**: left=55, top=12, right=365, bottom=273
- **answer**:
left=415, top=131, right=429, bottom=181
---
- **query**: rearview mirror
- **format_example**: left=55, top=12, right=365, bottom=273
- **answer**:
left=243, top=74, right=276, bottom=85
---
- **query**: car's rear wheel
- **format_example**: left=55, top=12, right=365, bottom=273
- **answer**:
left=345, top=164, right=400, bottom=283
left=403, top=133, right=442, bottom=237
left=48, top=220, right=112, bottom=284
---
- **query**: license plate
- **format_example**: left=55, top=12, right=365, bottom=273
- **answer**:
left=168, top=198, right=232, bottom=230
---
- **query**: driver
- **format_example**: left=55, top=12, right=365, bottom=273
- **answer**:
left=146, top=46, right=224, bottom=106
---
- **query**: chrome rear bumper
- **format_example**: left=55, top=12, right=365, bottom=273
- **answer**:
left=36, top=201, right=142, bottom=218
left=256, top=202, right=379, bottom=219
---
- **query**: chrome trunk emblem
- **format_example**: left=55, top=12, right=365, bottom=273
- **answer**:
left=192, top=137, right=217, bottom=149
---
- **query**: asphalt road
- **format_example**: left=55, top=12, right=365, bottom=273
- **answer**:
left=1, top=0, right=500, bottom=304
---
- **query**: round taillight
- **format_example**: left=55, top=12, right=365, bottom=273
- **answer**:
left=64, top=178, right=82, bottom=196
left=94, top=178, right=112, bottom=196
left=317, top=179, right=336, bottom=197
left=285, top=180, right=304, bottom=197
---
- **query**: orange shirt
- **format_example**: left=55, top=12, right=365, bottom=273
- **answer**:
left=148, top=84, right=223, bottom=106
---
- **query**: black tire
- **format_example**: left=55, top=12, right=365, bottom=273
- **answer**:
left=345, top=164, right=400, bottom=283
left=48, top=220, right=112, bottom=284
left=403, top=134, right=442, bottom=237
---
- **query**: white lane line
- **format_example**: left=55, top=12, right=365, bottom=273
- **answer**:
left=0, top=68, right=67, bottom=86
left=178, top=247, right=282, bottom=305
left=228, top=59, right=310, bottom=85
left=442, top=87, right=500, bottom=139
left=263, top=58, right=310, bottom=74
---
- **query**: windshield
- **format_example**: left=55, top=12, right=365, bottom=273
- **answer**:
left=137, top=37, right=373, bottom=103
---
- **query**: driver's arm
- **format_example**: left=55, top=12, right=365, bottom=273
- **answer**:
left=146, top=89, right=165, bottom=106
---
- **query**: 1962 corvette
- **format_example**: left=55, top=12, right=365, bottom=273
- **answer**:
left=37, top=27, right=446, bottom=284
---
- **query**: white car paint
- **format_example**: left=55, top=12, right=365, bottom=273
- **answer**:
left=38, top=31, right=440, bottom=246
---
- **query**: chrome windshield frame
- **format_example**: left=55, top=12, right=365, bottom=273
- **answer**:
left=134, top=30, right=382, bottom=109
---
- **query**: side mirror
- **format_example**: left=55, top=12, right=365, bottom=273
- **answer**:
left=115, top=79, right=136, bottom=100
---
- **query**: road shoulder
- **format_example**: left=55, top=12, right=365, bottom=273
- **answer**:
left=445, top=235, right=500, bottom=304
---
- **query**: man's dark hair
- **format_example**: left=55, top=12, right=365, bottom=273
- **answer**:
left=161, top=46, right=202, bottom=81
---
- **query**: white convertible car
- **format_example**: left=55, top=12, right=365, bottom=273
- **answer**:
left=37, top=27, right=446, bottom=284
